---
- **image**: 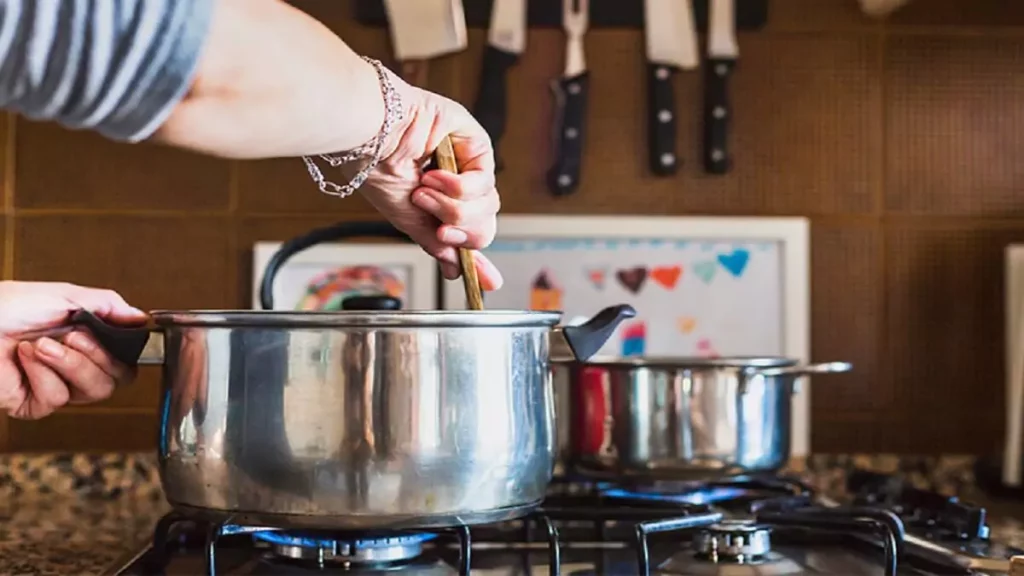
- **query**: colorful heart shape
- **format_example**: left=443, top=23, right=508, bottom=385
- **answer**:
left=586, top=267, right=608, bottom=291
left=651, top=265, right=683, bottom=290
left=677, top=317, right=697, bottom=334
left=717, top=249, right=751, bottom=278
left=693, top=261, right=717, bottom=284
left=616, top=266, right=649, bottom=294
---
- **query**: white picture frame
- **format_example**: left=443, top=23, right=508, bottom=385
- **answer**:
left=252, top=242, right=439, bottom=311
left=443, top=215, right=812, bottom=456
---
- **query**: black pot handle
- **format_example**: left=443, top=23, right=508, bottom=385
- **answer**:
left=553, top=304, right=638, bottom=362
left=259, top=221, right=412, bottom=310
left=18, top=310, right=156, bottom=367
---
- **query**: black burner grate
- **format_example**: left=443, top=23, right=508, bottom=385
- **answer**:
left=139, top=474, right=941, bottom=576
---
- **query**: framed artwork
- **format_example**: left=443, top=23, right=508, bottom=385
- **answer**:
left=252, top=242, right=439, bottom=311
left=442, top=215, right=813, bottom=455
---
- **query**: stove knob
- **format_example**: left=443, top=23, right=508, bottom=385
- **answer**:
left=1010, top=555, right=1024, bottom=576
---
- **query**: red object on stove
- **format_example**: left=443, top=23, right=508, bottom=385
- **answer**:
left=571, top=365, right=607, bottom=454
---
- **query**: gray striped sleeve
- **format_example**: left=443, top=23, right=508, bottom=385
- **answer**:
left=0, top=0, right=215, bottom=142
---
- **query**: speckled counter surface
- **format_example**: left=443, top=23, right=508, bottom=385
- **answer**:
left=1, top=452, right=1023, bottom=575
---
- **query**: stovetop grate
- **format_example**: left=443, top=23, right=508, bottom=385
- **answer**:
left=134, top=472, right=999, bottom=576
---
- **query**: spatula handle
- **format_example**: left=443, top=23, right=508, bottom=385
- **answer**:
left=434, top=136, right=485, bottom=311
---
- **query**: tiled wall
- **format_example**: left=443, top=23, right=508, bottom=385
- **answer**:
left=2, top=0, right=1023, bottom=454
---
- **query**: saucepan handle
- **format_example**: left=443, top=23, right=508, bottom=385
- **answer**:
left=753, top=361, right=853, bottom=378
left=20, top=310, right=164, bottom=368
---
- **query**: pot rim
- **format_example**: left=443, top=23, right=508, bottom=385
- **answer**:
left=147, top=309, right=564, bottom=328
left=575, top=355, right=799, bottom=369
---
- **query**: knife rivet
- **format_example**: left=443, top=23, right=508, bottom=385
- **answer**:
left=711, top=149, right=724, bottom=161
left=661, top=153, right=675, bottom=166
left=715, top=64, right=729, bottom=76
left=713, top=107, right=727, bottom=119
left=656, top=67, right=669, bottom=80
left=658, top=110, right=672, bottom=123
left=566, top=127, right=579, bottom=139
left=568, top=83, right=580, bottom=95
left=557, top=174, right=572, bottom=187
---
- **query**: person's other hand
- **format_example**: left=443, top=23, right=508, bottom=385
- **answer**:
left=0, top=282, right=147, bottom=419
left=353, top=77, right=504, bottom=290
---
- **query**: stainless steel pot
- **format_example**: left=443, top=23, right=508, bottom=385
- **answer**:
left=559, top=356, right=852, bottom=480
left=53, top=221, right=635, bottom=531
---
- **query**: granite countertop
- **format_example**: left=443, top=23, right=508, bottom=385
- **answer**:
left=2, top=453, right=1024, bottom=575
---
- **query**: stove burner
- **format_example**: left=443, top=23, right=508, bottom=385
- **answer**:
left=249, top=530, right=436, bottom=565
left=693, top=519, right=772, bottom=563
left=598, top=476, right=813, bottom=513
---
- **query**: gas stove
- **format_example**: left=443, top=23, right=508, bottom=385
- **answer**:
left=109, top=471, right=1022, bottom=575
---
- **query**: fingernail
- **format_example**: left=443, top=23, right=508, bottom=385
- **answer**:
left=66, top=332, right=96, bottom=353
left=36, top=337, right=65, bottom=359
left=412, top=190, right=440, bottom=212
left=442, top=228, right=468, bottom=244
left=478, top=257, right=504, bottom=291
left=421, top=174, right=443, bottom=189
left=128, top=306, right=146, bottom=316
left=17, top=341, right=34, bottom=357
left=440, top=263, right=460, bottom=280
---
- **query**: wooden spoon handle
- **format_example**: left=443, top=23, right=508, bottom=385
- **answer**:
left=434, top=135, right=485, bottom=311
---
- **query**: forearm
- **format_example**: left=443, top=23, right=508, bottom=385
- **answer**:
left=152, top=0, right=390, bottom=159
left=0, top=0, right=389, bottom=159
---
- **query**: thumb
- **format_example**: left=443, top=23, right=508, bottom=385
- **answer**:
left=63, top=285, right=147, bottom=325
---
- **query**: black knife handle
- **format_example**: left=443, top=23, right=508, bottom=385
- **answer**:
left=703, top=58, right=735, bottom=175
left=472, top=46, right=519, bottom=173
left=546, top=72, right=590, bottom=196
left=647, top=63, right=679, bottom=176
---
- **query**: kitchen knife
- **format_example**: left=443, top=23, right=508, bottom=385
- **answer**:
left=704, top=0, right=738, bottom=175
left=546, top=0, right=589, bottom=197
left=644, top=0, right=699, bottom=176
left=471, top=0, right=527, bottom=171
left=383, top=0, right=468, bottom=88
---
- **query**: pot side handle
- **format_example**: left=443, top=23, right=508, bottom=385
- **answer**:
left=553, top=304, right=637, bottom=362
left=65, top=310, right=162, bottom=367
left=754, top=361, right=853, bottom=378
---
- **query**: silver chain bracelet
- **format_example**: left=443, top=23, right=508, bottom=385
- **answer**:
left=301, top=57, right=405, bottom=198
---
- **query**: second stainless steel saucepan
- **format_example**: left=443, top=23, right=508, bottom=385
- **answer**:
left=559, top=356, right=852, bottom=480
left=33, top=221, right=635, bottom=532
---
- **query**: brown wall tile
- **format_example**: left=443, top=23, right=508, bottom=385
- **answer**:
left=885, top=35, right=1024, bottom=216
left=883, top=222, right=1024, bottom=453
left=13, top=215, right=232, bottom=310
left=810, top=221, right=884, bottom=419
left=89, top=369, right=162, bottom=410
left=8, top=411, right=157, bottom=452
left=485, top=31, right=882, bottom=216
left=15, top=122, right=231, bottom=211
left=766, top=0, right=882, bottom=32
left=236, top=159, right=380, bottom=215
left=889, top=0, right=1024, bottom=28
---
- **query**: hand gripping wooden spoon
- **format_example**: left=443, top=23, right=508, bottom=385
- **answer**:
left=434, top=135, right=485, bottom=310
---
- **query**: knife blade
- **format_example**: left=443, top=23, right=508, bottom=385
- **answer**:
left=383, top=0, right=468, bottom=61
left=704, top=0, right=738, bottom=175
left=645, top=0, right=699, bottom=176
left=546, top=0, right=590, bottom=197
left=383, top=0, right=468, bottom=89
left=472, top=0, right=527, bottom=171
